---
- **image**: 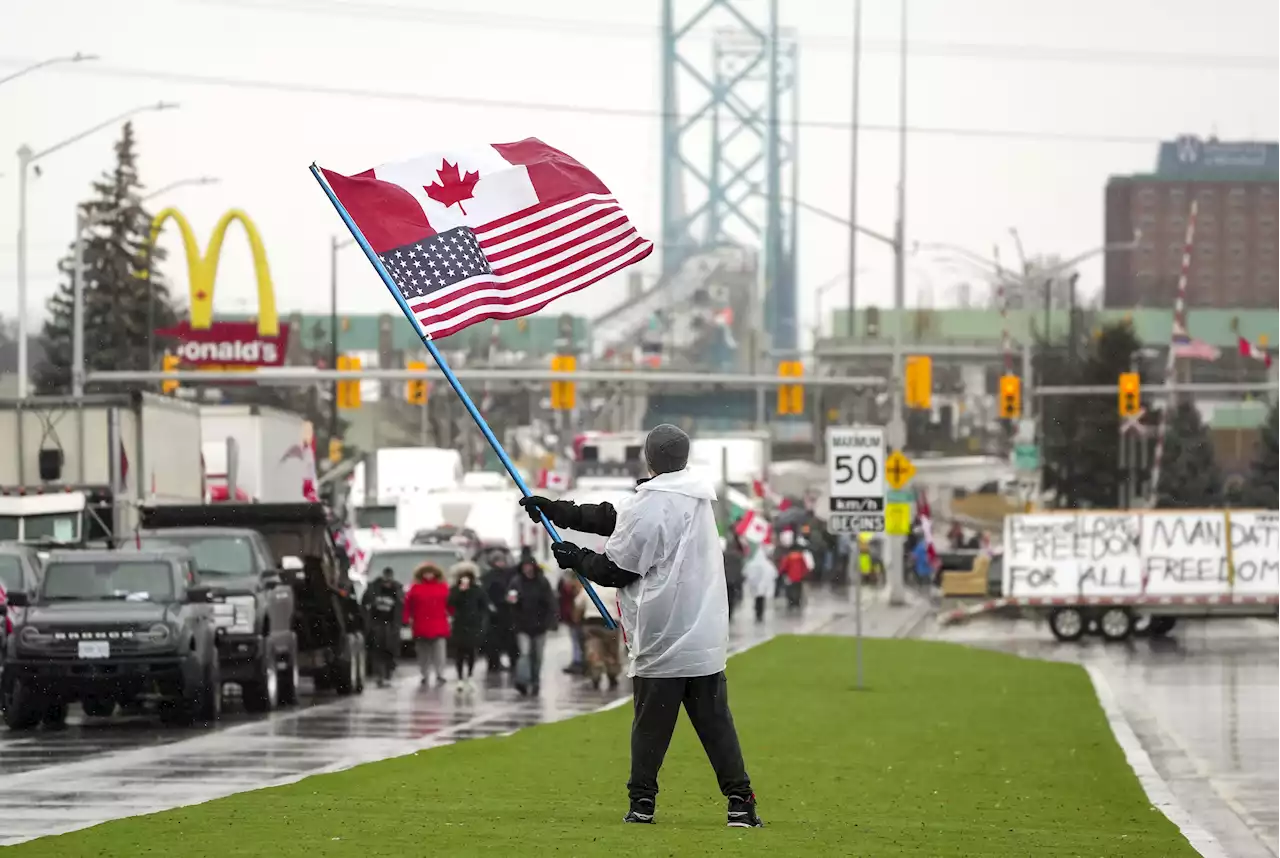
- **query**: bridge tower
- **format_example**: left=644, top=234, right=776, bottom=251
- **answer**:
left=660, top=0, right=800, bottom=352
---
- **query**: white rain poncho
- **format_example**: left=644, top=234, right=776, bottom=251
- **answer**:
left=743, top=546, right=778, bottom=599
left=603, top=468, right=728, bottom=678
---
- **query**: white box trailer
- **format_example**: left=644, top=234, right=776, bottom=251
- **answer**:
left=199, top=404, right=310, bottom=503
left=940, top=508, right=1279, bottom=641
left=0, top=392, right=204, bottom=543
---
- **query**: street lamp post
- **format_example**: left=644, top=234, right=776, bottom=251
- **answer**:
left=71, top=176, right=218, bottom=398
left=16, top=101, right=180, bottom=399
left=0, top=52, right=98, bottom=88
left=330, top=236, right=356, bottom=446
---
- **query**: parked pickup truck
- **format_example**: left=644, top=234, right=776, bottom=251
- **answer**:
left=128, top=526, right=300, bottom=712
left=2, top=547, right=222, bottom=729
left=139, top=503, right=365, bottom=696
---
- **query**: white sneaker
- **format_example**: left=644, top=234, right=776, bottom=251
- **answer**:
left=455, top=680, right=465, bottom=693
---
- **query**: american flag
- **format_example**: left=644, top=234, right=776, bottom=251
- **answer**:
left=319, top=139, right=652, bottom=340
left=1171, top=321, right=1221, bottom=361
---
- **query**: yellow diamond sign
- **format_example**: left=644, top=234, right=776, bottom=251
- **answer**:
left=885, top=450, right=916, bottom=491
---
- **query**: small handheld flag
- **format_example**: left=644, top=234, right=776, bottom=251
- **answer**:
left=312, top=139, right=651, bottom=630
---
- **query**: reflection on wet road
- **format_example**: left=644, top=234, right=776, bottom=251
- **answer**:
left=930, top=616, right=1279, bottom=858
left=0, top=597, right=843, bottom=846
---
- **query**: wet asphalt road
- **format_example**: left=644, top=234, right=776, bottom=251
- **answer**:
left=0, top=597, right=844, bottom=846
left=928, top=614, right=1279, bottom=858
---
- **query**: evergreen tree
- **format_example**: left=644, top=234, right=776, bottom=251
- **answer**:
left=1239, top=404, right=1278, bottom=508
left=1154, top=401, right=1224, bottom=508
left=35, top=122, right=181, bottom=394
left=1039, top=321, right=1145, bottom=508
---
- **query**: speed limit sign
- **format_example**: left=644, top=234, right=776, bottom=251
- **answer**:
left=825, top=426, right=885, bottom=531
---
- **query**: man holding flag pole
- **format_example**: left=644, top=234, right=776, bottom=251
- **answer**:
left=310, top=140, right=760, bottom=828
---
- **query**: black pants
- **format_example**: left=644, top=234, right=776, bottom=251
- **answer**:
left=753, top=596, right=766, bottom=622
left=454, top=646, right=477, bottom=679
left=365, top=620, right=397, bottom=682
left=628, top=672, right=751, bottom=804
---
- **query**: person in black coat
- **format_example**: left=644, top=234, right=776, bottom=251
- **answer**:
left=361, top=567, right=404, bottom=687
left=447, top=561, right=490, bottom=690
left=481, top=552, right=517, bottom=672
left=723, top=535, right=746, bottom=620
left=505, top=555, right=556, bottom=697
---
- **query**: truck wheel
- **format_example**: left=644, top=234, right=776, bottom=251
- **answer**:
left=1099, top=607, right=1135, bottom=642
left=2, top=681, right=44, bottom=731
left=278, top=637, right=301, bottom=707
left=333, top=635, right=361, bottom=696
left=197, top=662, right=224, bottom=725
left=241, top=653, right=279, bottom=714
left=82, top=698, right=116, bottom=718
left=1048, top=607, right=1086, bottom=642
left=1149, top=617, right=1177, bottom=638
left=164, top=662, right=222, bottom=726
left=42, top=703, right=69, bottom=728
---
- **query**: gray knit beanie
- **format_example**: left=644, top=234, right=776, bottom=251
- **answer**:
left=644, top=424, right=690, bottom=475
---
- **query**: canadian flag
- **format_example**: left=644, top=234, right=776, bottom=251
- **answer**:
left=752, top=478, right=792, bottom=511
left=537, top=468, right=570, bottom=492
left=734, top=509, right=773, bottom=545
left=301, top=435, right=320, bottom=503
left=915, top=487, right=938, bottom=569
left=1238, top=336, right=1273, bottom=369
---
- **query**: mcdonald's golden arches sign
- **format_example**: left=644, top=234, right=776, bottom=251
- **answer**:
left=151, top=209, right=291, bottom=367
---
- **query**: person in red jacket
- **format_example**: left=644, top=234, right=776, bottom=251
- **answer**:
left=404, top=563, right=451, bottom=687
left=776, top=537, right=814, bottom=612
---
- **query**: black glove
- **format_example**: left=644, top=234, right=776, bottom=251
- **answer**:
left=519, top=495, right=555, bottom=524
left=551, top=541, right=585, bottom=571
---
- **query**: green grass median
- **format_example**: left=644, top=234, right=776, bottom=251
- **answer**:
left=10, top=637, right=1197, bottom=857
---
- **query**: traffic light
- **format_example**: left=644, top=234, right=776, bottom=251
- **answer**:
left=406, top=360, right=427, bottom=405
left=999, top=375, right=1022, bottom=419
left=777, top=360, right=804, bottom=415
left=161, top=353, right=180, bottom=395
left=905, top=355, right=932, bottom=409
left=1118, top=372, right=1141, bottom=417
left=550, top=354, right=576, bottom=411
left=328, top=437, right=343, bottom=464
left=336, top=354, right=361, bottom=410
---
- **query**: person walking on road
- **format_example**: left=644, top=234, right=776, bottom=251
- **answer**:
left=520, top=423, right=763, bottom=829
left=557, top=567, right=586, bottom=675
left=361, top=567, right=404, bottom=687
left=447, top=562, right=489, bottom=691
left=481, top=552, right=517, bottom=673
left=777, top=538, right=813, bottom=612
left=404, top=564, right=451, bottom=687
left=722, top=534, right=746, bottom=621
left=742, top=544, right=778, bottom=623
left=574, top=580, right=622, bottom=691
left=507, top=554, right=556, bottom=697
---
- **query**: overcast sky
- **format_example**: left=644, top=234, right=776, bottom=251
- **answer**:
left=1, top=0, right=1276, bottom=347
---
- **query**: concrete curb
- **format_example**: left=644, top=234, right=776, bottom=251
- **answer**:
left=1087, top=665, right=1228, bottom=858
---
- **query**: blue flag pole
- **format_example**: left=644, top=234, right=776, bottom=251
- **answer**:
left=310, top=164, right=616, bottom=629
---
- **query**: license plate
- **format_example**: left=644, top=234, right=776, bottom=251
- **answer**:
left=399, top=627, right=412, bottom=641
left=78, top=641, right=110, bottom=659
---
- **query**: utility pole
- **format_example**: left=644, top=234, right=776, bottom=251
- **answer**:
left=885, top=0, right=909, bottom=607
left=846, top=0, right=862, bottom=336
left=329, top=236, right=342, bottom=449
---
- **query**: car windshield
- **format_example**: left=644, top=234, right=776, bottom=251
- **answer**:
left=138, top=535, right=255, bottom=577
left=23, top=512, right=81, bottom=543
left=355, top=506, right=397, bottom=529
left=367, top=550, right=460, bottom=586
left=0, top=555, right=24, bottom=594
left=41, top=561, right=174, bottom=601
